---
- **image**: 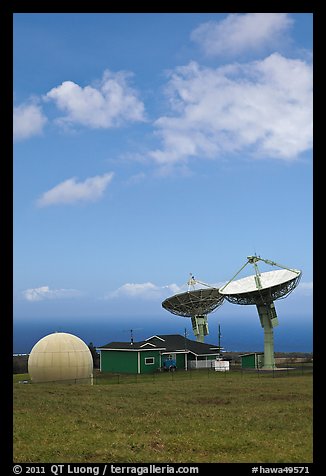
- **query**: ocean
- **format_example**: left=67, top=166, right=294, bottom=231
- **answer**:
left=13, top=315, right=313, bottom=355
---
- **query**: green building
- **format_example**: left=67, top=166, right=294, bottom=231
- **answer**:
left=97, top=334, right=222, bottom=374
left=240, top=352, right=264, bottom=369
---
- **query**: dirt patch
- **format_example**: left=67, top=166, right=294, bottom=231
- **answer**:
left=192, top=397, right=231, bottom=405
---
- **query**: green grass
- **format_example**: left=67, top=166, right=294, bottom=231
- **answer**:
left=13, top=370, right=313, bottom=463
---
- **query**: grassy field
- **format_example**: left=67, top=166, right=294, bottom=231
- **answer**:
left=13, top=369, right=313, bottom=463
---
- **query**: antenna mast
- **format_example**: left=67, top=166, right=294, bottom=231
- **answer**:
left=219, top=255, right=302, bottom=370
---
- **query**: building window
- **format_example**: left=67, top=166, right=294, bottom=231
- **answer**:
left=145, top=357, right=155, bottom=365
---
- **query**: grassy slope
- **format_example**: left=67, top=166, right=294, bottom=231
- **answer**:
left=13, top=371, right=313, bottom=463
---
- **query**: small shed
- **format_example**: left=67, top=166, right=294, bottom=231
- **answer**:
left=240, top=352, right=264, bottom=369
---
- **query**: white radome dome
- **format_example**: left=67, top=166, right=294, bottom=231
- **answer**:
left=28, top=332, right=93, bottom=383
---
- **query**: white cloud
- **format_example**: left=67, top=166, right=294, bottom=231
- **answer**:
left=191, top=13, right=293, bottom=57
left=13, top=102, right=47, bottom=141
left=106, top=280, right=224, bottom=301
left=149, top=54, right=312, bottom=166
left=22, top=286, right=81, bottom=302
left=45, top=69, right=145, bottom=129
left=107, top=282, right=184, bottom=300
left=125, top=172, right=147, bottom=185
left=36, top=172, right=114, bottom=207
left=297, top=281, right=313, bottom=296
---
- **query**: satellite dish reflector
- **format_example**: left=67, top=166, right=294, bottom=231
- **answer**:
left=162, top=284, right=224, bottom=343
left=220, top=269, right=301, bottom=305
left=162, top=288, right=224, bottom=317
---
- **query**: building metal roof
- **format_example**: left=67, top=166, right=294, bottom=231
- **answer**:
left=96, top=341, right=166, bottom=351
left=97, top=334, right=220, bottom=356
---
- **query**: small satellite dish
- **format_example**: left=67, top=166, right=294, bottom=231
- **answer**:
left=162, top=288, right=224, bottom=316
left=162, top=276, right=224, bottom=342
left=219, top=255, right=301, bottom=370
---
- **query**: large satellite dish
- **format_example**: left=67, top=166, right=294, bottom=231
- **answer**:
left=221, top=269, right=301, bottom=305
left=162, top=276, right=224, bottom=342
left=219, top=256, right=301, bottom=370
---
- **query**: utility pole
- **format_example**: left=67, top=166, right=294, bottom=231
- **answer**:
left=218, top=323, right=222, bottom=359
left=184, top=328, right=188, bottom=371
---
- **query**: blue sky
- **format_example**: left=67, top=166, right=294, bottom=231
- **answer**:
left=13, top=13, right=313, bottom=350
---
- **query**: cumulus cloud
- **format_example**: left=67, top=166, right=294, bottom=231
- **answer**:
left=36, top=172, right=114, bottom=207
left=13, top=102, right=47, bottom=141
left=45, top=69, right=145, bottom=129
left=191, top=13, right=293, bottom=57
left=106, top=282, right=184, bottom=300
left=149, top=53, right=312, bottom=166
left=22, top=286, right=81, bottom=302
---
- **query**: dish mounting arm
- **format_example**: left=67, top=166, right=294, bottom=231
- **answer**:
left=251, top=256, right=301, bottom=275
left=219, top=260, right=251, bottom=292
left=187, top=273, right=218, bottom=291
